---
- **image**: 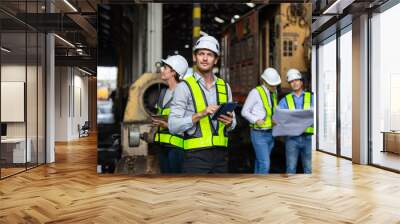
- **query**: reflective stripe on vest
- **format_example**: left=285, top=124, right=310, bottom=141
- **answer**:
left=285, top=92, right=314, bottom=134
left=182, top=75, right=228, bottom=150
left=154, top=97, right=183, bottom=148
left=154, top=133, right=184, bottom=148
left=249, top=86, right=277, bottom=129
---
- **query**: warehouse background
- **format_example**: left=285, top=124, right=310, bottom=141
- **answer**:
left=96, top=3, right=312, bottom=174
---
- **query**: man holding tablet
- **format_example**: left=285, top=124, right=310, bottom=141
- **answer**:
left=168, top=35, right=236, bottom=173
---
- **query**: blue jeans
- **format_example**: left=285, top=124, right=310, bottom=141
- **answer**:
left=285, top=135, right=312, bottom=174
left=250, top=129, right=274, bottom=174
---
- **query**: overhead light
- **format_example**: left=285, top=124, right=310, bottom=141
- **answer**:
left=54, top=34, right=75, bottom=48
left=234, top=15, right=240, bottom=19
left=200, top=30, right=209, bottom=36
left=184, top=44, right=190, bottom=49
left=63, top=0, right=78, bottom=12
left=174, top=50, right=179, bottom=54
left=214, top=16, right=224, bottom=24
left=76, top=48, right=83, bottom=52
left=246, top=3, right=255, bottom=8
left=78, top=67, right=92, bottom=76
left=1, top=47, right=11, bottom=53
left=231, top=18, right=235, bottom=23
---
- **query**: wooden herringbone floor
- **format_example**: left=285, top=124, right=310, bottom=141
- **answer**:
left=1, top=135, right=400, bottom=224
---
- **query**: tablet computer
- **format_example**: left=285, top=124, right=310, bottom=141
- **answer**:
left=211, top=102, right=238, bottom=120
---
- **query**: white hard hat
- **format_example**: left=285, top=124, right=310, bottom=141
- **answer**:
left=161, top=55, right=189, bottom=80
left=261, top=68, right=281, bottom=86
left=287, top=68, right=302, bottom=82
left=193, top=35, right=220, bottom=56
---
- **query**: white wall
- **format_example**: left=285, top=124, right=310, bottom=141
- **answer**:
left=1, top=65, right=26, bottom=131
left=1, top=63, right=46, bottom=164
left=1, top=65, right=26, bottom=147
left=55, top=67, right=89, bottom=141
left=55, top=66, right=68, bottom=141
left=1, top=65, right=33, bottom=138
left=72, top=72, right=89, bottom=138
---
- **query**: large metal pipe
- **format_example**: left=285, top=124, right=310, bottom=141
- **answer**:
left=123, top=72, right=166, bottom=123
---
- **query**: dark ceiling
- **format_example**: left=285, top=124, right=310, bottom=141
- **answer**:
left=162, top=4, right=255, bottom=62
left=1, top=0, right=390, bottom=75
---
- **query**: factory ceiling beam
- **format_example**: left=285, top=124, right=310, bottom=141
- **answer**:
left=6, top=13, right=82, bottom=32
left=311, top=15, right=335, bottom=34
left=67, top=13, right=97, bottom=46
left=51, top=1, right=97, bottom=47
left=55, top=55, right=96, bottom=70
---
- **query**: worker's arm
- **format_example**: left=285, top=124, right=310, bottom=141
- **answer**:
left=241, top=88, right=261, bottom=124
left=168, top=83, right=197, bottom=135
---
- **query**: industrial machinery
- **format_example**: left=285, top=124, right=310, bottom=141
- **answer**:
left=220, top=3, right=312, bottom=173
left=116, top=72, right=167, bottom=174
left=220, top=3, right=312, bottom=102
left=103, top=3, right=311, bottom=174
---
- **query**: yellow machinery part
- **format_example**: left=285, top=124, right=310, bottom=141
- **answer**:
left=123, top=72, right=166, bottom=123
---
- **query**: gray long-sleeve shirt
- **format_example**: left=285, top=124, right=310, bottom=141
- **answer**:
left=168, top=72, right=237, bottom=136
left=241, top=85, right=274, bottom=125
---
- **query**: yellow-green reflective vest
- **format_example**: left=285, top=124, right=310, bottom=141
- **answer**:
left=249, top=86, right=277, bottom=129
left=154, top=89, right=184, bottom=148
left=285, top=92, right=314, bottom=134
left=182, top=75, right=229, bottom=150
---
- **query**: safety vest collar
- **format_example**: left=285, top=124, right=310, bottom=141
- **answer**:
left=193, top=71, right=218, bottom=88
left=285, top=91, right=311, bottom=110
left=289, top=90, right=305, bottom=98
left=156, top=88, right=174, bottom=112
